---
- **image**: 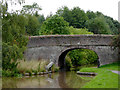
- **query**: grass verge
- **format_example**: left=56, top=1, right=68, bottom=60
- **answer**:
left=99, top=61, right=120, bottom=71
left=80, top=62, right=120, bottom=88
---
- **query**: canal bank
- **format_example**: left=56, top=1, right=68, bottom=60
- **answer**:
left=79, top=62, right=120, bottom=88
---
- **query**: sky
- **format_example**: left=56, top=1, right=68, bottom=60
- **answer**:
left=8, top=0, right=120, bottom=21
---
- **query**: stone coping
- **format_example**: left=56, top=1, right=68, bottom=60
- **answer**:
left=29, top=34, right=114, bottom=38
left=23, top=71, right=52, bottom=76
left=77, top=71, right=97, bottom=76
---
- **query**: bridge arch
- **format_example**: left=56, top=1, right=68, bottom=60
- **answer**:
left=24, top=35, right=119, bottom=67
left=58, top=47, right=100, bottom=70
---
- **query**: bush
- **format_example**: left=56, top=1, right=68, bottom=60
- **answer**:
left=2, top=69, right=21, bottom=77
left=68, top=26, right=93, bottom=35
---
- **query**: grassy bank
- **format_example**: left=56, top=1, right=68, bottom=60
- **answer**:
left=80, top=62, right=120, bottom=88
left=99, top=61, right=120, bottom=71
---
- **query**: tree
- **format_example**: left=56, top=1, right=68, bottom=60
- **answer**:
left=105, top=17, right=118, bottom=35
left=71, top=7, right=88, bottom=28
left=96, top=12, right=120, bottom=34
left=25, top=15, right=40, bottom=36
left=38, top=15, right=45, bottom=24
left=2, top=2, right=28, bottom=72
left=56, top=6, right=72, bottom=26
left=112, top=20, right=120, bottom=34
left=21, top=2, right=43, bottom=36
left=56, top=6, right=88, bottom=28
left=86, top=10, right=97, bottom=19
left=85, top=16, right=112, bottom=34
left=39, top=15, right=70, bottom=35
left=104, top=16, right=120, bottom=35
left=22, top=2, right=41, bottom=15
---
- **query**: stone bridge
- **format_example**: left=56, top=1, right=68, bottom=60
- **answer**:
left=24, top=35, right=119, bottom=68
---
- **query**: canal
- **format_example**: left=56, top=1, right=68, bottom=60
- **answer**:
left=2, top=71, right=94, bottom=88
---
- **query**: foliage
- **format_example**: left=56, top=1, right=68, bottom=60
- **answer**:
left=65, top=55, right=72, bottom=71
left=57, top=6, right=88, bottom=28
left=21, top=2, right=44, bottom=36
left=3, top=43, right=24, bottom=70
left=57, top=6, right=120, bottom=35
left=37, top=15, right=45, bottom=24
left=2, top=3, right=28, bottom=72
left=2, top=70, right=21, bottom=77
left=68, top=26, right=93, bottom=35
left=39, top=15, right=70, bottom=35
left=22, top=2, right=42, bottom=15
left=37, top=15, right=45, bottom=33
left=112, top=34, right=120, bottom=49
left=104, top=16, right=119, bottom=35
left=1, top=0, right=25, bottom=5
left=25, top=15, right=40, bottom=35
left=86, top=10, right=97, bottom=19
left=85, top=16, right=112, bottom=34
left=68, top=49, right=98, bottom=67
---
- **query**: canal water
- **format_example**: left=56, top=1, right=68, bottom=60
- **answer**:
left=2, top=71, right=94, bottom=88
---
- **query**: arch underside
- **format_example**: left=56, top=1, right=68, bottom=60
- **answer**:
left=58, top=47, right=99, bottom=70
left=57, top=45, right=118, bottom=69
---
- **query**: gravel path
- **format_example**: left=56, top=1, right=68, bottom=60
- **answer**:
left=110, top=70, right=120, bottom=75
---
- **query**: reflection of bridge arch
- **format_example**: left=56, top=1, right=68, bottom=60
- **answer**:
left=24, top=35, right=119, bottom=66
left=58, top=48, right=99, bottom=69
left=58, top=71, right=69, bottom=88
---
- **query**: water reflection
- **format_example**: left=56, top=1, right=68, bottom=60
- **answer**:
left=0, top=78, right=2, bottom=89
left=2, top=71, right=93, bottom=88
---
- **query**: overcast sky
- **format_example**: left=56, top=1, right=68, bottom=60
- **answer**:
left=8, top=0, right=120, bottom=21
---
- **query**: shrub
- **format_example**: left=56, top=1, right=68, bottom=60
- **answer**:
left=68, top=26, right=93, bottom=35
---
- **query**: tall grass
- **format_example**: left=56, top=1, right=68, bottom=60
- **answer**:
left=17, top=60, right=49, bottom=73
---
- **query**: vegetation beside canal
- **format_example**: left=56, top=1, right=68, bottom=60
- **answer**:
left=80, top=61, right=120, bottom=88
left=2, top=60, right=59, bottom=77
